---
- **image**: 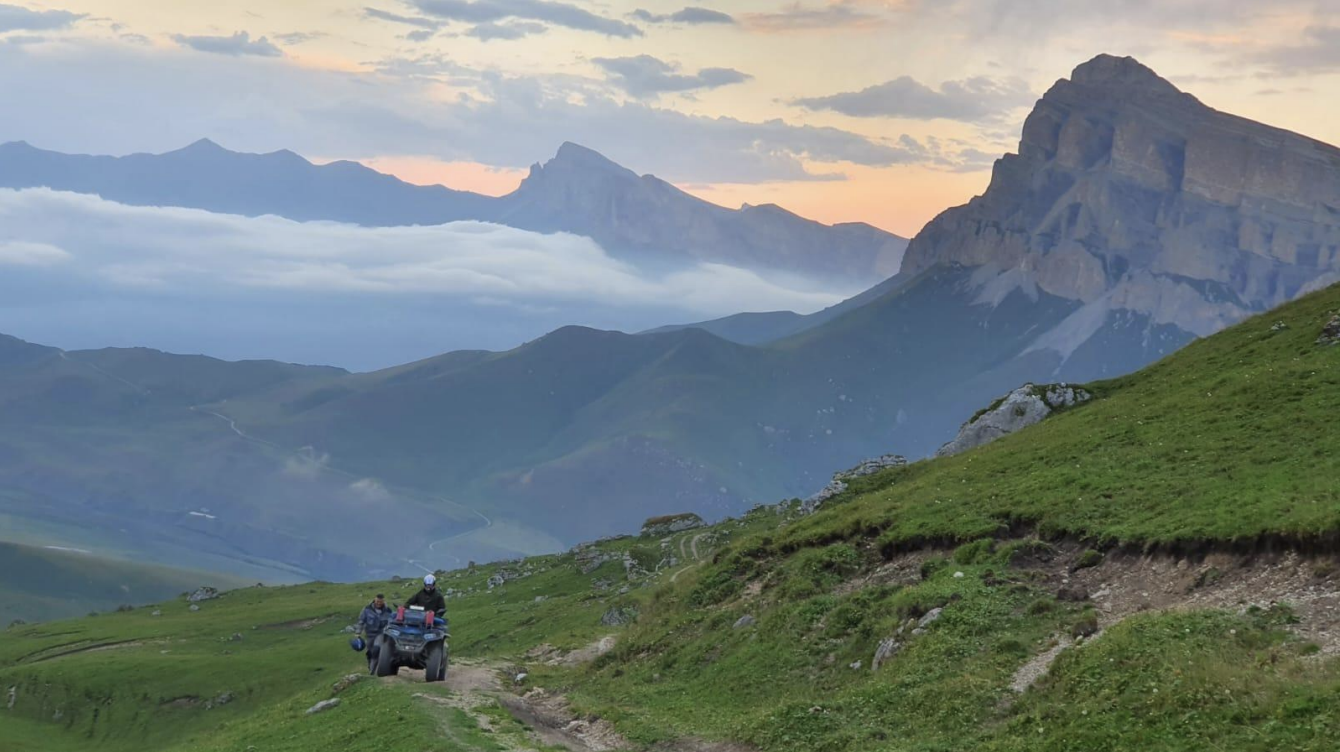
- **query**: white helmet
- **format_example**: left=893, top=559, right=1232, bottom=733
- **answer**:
left=423, top=574, right=436, bottom=586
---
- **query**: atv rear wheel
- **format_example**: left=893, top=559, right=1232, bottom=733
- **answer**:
left=374, top=636, right=397, bottom=677
left=424, top=642, right=445, bottom=683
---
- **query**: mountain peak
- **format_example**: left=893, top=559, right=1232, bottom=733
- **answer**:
left=177, top=138, right=229, bottom=155
left=540, top=142, right=635, bottom=178
left=1063, top=54, right=1187, bottom=100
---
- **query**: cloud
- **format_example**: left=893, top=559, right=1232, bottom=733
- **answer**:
left=172, top=31, right=283, bottom=57
left=0, top=240, right=70, bottom=266
left=0, top=188, right=855, bottom=317
left=1252, top=25, right=1340, bottom=75
left=364, top=7, right=442, bottom=29
left=0, top=3, right=84, bottom=32
left=405, top=28, right=436, bottom=41
left=593, top=55, right=750, bottom=98
left=411, top=0, right=642, bottom=37
left=793, top=75, right=1035, bottom=123
left=349, top=478, right=392, bottom=502
left=274, top=31, right=326, bottom=45
left=465, top=20, right=547, bottom=40
left=631, top=6, right=734, bottom=24
left=741, top=1, right=884, bottom=32
left=0, top=41, right=937, bottom=184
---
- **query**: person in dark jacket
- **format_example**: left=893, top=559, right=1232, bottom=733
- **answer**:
left=405, top=574, right=446, bottom=614
left=358, top=593, right=393, bottom=664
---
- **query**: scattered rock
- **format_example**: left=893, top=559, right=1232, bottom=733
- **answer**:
left=205, top=692, right=234, bottom=710
left=151, top=610, right=162, bottom=617
left=937, top=383, right=1092, bottom=458
left=7, top=685, right=15, bottom=710
left=332, top=674, right=361, bottom=693
left=600, top=606, right=638, bottom=626
left=849, top=660, right=862, bottom=670
left=953, top=571, right=965, bottom=579
left=640, top=513, right=705, bottom=537
left=733, top=614, right=757, bottom=630
left=871, top=638, right=901, bottom=670
left=487, top=574, right=506, bottom=590
left=229, top=633, right=244, bottom=642
left=1318, top=313, right=1340, bottom=346
left=534, top=596, right=548, bottom=603
left=305, top=698, right=340, bottom=715
left=1056, top=586, right=1090, bottom=602
left=188, top=604, right=200, bottom=612
left=342, top=625, right=356, bottom=633
left=1270, top=321, right=1288, bottom=332
left=188, top=587, right=220, bottom=603
left=917, top=608, right=944, bottom=629
left=514, top=672, right=529, bottom=685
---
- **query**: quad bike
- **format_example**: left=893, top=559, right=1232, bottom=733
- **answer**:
left=373, top=605, right=449, bottom=681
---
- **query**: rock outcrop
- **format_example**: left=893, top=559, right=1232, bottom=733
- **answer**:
left=937, top=384, right=1091, bottom=458
left=1319, top=313, right=1340, bottom=346
left=802, top=454, right=908, bottom=513
left=640, top=513, right=705, bottom=537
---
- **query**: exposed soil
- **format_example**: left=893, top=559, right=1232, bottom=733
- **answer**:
left=1007, top=541, right=1340, bottom=692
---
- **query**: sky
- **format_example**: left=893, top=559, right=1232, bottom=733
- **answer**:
left=1, top=1, right=1338, bottom=237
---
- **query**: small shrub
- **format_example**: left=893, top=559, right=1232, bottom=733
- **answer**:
left=116, top=604, right=136, bottom=613
left=920, top=556, right=948, bottom=580
left=993, top=637, right=1028, bottom=657
left=953, top=538, right=995, bottom=565
left=1074, top=549, right=1104, bottom=570
left=1071, top=612, right=1100, bottom=638
left=1026, top=598, right=1054, bottom=615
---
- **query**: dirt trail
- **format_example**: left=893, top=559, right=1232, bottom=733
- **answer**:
left=387, top=660, right=629, bottom=751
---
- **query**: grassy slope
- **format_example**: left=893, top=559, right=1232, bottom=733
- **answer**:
left=0, top=542, right=252, bottom=624
left=3, top=287, right=1339, bottom=751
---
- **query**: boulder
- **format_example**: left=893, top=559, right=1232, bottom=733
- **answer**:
left=937, top=383, right=1091, bottom=458
left=305, top=698, right=341, bottom=715
left=733, top=614, right=756, bottom=630
left=871, top=638, right=901, bottom=670
left=1319, top=313, right=1340, bottom=346
left=600, top=606, right=638, bottom=626
left=188, top=587, right=220, bottom=603
left=332, top=674, right=361, bottom=693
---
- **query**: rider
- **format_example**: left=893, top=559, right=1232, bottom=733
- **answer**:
left=405, top=574, right=446, bottom=615
left=358, top=593, right=393, bottom=659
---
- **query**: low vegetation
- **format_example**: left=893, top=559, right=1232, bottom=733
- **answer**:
left=3, top=286, right=1339, bottom=750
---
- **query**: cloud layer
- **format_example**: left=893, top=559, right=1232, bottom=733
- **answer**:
left=0, top=41, right=932, bottom=184
left=172, top=31, right=283, bottom=57
left=0, top=3, right=83, bottom=32
left=794, top=75, right=1035, bottom=123
left=594, top=55, right=750, bottom=97
left=411, top=0, right=641, bottom=37
left=631, top=7, right=734, bottom=25
left=0, top=186, right=851, bottom=320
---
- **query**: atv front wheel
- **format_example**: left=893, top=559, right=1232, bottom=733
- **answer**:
left=374, top=637, right=397, bottom=677
left=424, top=642, right=445, bottom=683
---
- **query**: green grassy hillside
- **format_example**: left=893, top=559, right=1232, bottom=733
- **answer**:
left=0, top=542, right=251, bottom=624
left=2, top=284, right=1338, bottom=751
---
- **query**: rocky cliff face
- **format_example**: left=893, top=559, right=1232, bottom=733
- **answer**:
left=901, top=55, right=1340, bottom=358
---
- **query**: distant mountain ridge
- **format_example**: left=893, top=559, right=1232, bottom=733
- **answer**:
left=4, top=55, right=1340, bottom=577
left=0, top=139, right=908, bottom=286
